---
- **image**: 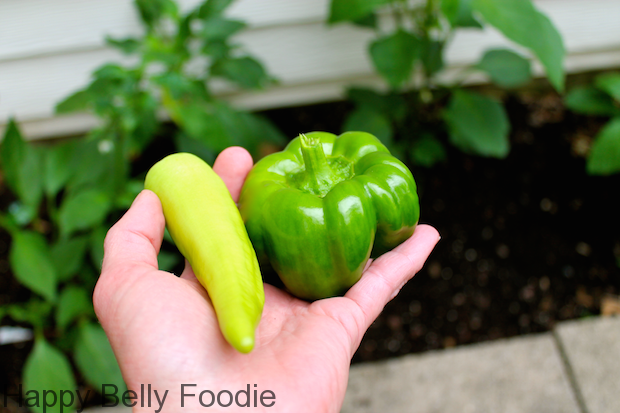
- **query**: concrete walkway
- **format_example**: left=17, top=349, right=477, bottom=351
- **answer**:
left=84, top=316, right=619, bottom=413
left=343, top=315, right=620, bottom=413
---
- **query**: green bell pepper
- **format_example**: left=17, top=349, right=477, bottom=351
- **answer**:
left=238, top=131, right=420, bottom=300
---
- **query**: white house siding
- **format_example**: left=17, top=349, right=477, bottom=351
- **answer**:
left=1, top=0, right=620, bottom=139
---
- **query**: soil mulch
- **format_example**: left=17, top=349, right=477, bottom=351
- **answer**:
left=1, top=89, right=619, bottom=394
left=261, top=91, right=620, bottom=363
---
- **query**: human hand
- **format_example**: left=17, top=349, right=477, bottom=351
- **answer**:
left=94, top=147, right=440, bottom=413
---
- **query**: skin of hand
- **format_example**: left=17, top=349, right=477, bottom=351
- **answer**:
left=93, top=146, right=440, bottom=413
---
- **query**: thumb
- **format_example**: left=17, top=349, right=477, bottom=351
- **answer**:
left=94, top=190, right=166, bottom=322
left=100, top=190, right=165, bottom=275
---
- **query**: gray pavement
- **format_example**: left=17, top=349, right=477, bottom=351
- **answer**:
left=555, top=317, right=620, bottom=413
left=82, top=315, right=619, bottom=413
left=343, top=315, right=620, bottom=413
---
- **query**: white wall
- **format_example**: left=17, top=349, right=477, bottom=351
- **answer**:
left=1, top=0, right=620, bottom=139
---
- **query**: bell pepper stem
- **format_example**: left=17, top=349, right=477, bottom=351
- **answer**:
left=299, top=133, right=337, bottom=197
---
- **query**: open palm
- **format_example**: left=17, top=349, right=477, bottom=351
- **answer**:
left=94, top=147, right=440, bottom=413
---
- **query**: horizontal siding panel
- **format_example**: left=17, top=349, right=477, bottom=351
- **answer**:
left=1, top=0, right=620, bottom=139
left=1, top=0, right=142, bottom=62
left=0, top=0, right=328, bottom=61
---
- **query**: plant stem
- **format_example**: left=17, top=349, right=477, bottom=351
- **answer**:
left=299, top=134, right=337, bottom=197
left=391, top=0, right=406, bottom=30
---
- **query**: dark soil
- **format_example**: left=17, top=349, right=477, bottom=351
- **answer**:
left=260, top=91, right=620, bottom=363
left=1, top=89, right=620, bottom=397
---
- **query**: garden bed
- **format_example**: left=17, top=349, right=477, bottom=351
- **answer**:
left=261, top=90, right=620, bottom=363
left=1, top=89, right=619, bottom=401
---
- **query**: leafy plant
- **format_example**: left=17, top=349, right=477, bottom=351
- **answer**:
left=328, top=0, right=566, bottom=165
left=0, top=0, right=283, bottom=410
left=57, top=0, right=284, bottom=163
left=0, top=120, right=125, bottom=413
left=565, top=72, right=620, bottom=175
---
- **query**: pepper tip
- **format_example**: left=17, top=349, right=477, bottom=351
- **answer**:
left=235, top=336, right=255, bottom=354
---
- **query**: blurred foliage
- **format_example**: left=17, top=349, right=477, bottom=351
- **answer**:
left=1, top=121, right=126, bottom=413
left=564, top=72, right=620, bottom=175
left=0, top=0, right=284, bottom=410
left=328, top=0, right=566, bottom=167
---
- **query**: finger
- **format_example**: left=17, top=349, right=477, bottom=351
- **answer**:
left=101, top=190, right=165, bottom=275
left=345, top=224, right=440, bottom=329
left=212, top=146, right=254, bottom=202
left=179, top=259, right=196, bottom=280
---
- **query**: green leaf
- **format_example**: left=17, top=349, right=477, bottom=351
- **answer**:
left=443, top=89, right=510, bottom=158
left=587, top=117, right=620, bottom=175
left=0, top=119, right=44, bottom=212
left=55, top=89, right=91, bottom=114
left=177, top=9, right=195, bottom=42
left=241, top=113, right=287, bottom=147
left=19, top=145, right=45, bottom=210
left=206, top=109, right=286, bottom=158
left=50, top=236, right=89, bottom=282
left=134, top=0, right=178, bottom=28
left=328, top=0, right=390, bottom=24
left=369, top=30, right=421, bottom=89
left=6, top=300, right=52, bottom=328
left=105, top=36, right=142, bottom=54
left=347, top=87, right=386, bottom=108
left=211, top=56, right=270, bottom=89
left=200, top=17, right=246, bottom=41
left=410, top=135, right=447, bottom=167
left=93, top=63, right=130, bottom=82
left=56, top=286, right=93, bottom=330
left=595, top=72, right=620, bottom=102
left=128, top=93, right=159, bottom=153
left=157, top=75, right=219, bottom=146
left=208, top=104, right=286, bottom=156
left=202, top=40, right=230, bottom=59
left=352, top=13, right=377, bottom=29
left=143, top=34, right=184, bottom=67
left=7, top=201, right=38, bottom=227
left=9, top=231, right=57, bottom=302
left=44, top=140, right=76, bottom=197
left=158, top=250, right=182, bottom=272
left=197, top=0, right=235, bottom=18
left=162, top=80, right=268, bottom=154
left=472, top=0, right=565, bottom=92
left=346, top=87, right=408, bottom=121
left=477, top=48, right=531, bottom=88
left=74, top=323, right=126, bottom=392
left=77, top=265, right=99, bottom=291
left=155, top=71, right=210, bottom=101
left=58, top=189, right=112, bottom=238
left=0, top=119, right=26, bottom=196
left=164, top=228, right=175, bottom=244
left=23, top=338, right=77, bottom=413
left=89, top=226, right=108, bottom=271
left=176, top=103, right=233, bottom=152
left=421, top=39, right=445, bottom=78
left=66, top=135, right=116, bottom=194
left=441, top=0, right=483, bottom=28
left=115, top=179, right=146, bottom=209
left=174, top=131, right=217, bottom=164
left=565, top=86, right=618, bottom=116
left=343, top=108, right=393, bottom=145
left=441, top=0, right=459, bottom=21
